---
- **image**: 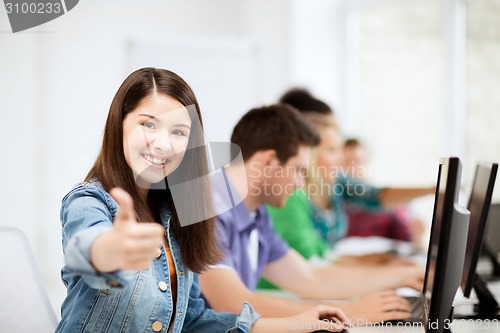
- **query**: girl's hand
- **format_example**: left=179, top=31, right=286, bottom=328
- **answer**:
left=291, top=305, right=350, bottom=332
left=90, top=188, right=164, bottom=272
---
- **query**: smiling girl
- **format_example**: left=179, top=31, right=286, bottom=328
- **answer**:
left=56, top=67, right=348, bottom=333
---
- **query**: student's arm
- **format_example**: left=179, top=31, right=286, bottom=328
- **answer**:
left=251, top=305, right=349, bottom=333
left=62, top=185, right=162, bottom=289
left=190, top=274, right=348, bottom=333
left=340, top=175, right=434, bottom=209
left=199, top=268, right=312, bottom=317
left=200, top=213, right=312, bottom=316
left=90, top=188, right=164, bottom=272
left=379, top=187, right=436, bottom=207
left=262, top=250, right=424, bottom=299
left=200, top=254, right=413, bottom=322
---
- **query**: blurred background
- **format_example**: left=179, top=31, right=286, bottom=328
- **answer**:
left=1, top=0, right=500, bottom=317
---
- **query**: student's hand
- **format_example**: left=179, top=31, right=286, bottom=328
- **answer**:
left=410, top=217, right=426, bottom=248
left=291, top=305, right=350, bottom=332
left=90, top=188, right=164, bottom=272
left=398, top=265, right=425, bottom=291
left=339, top=291, right=411, bottom=323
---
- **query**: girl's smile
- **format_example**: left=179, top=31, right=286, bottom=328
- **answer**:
left=140, top=153, right=171, bottom=168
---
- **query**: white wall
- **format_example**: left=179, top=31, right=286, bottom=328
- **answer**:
left=288, top=0, right=346, bottom=120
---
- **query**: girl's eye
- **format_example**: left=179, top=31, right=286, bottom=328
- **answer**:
left=142, top=121, right=156, bottom=130
left=172, top=129, right=187, bottom=137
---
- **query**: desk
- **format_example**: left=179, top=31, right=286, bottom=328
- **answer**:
left=259, top=281, right=500, bottom=332
left=347, top=319, right=500, bottom=332
left=258, top=242, right=500, bottom=332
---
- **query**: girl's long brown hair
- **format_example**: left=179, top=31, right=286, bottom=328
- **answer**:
left=85, top=67, right=221, bottom=272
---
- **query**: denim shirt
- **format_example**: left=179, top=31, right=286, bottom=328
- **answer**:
left=56, top=181, right=260, bottom=333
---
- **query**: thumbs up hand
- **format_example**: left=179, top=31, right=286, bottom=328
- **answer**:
left=90, top=188, right=165, bottom=272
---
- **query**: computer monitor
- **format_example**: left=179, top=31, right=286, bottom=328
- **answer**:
left=485, top=203, right=500, bottom=255
left=483, top=203, right=500, bottom=278
left=423, top=157, right=470, bottom=333
left=459, top=163, right=499, bottom=318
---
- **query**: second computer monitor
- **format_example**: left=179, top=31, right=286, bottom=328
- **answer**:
left=461, top=163, right=498, bottom=297
left=423, top=157, right=470, bottom=333
left=455, top=163, right=499, bottom=319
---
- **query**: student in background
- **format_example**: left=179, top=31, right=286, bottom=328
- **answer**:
left=342, top=138, right=426, bottom=246
left=342, top=138, right=370, bottom=180
left=266, top=88, right=433, bottom=255
left=199, top=104, right=424, bottom=323
left=56, top=68, right=348, bottom=333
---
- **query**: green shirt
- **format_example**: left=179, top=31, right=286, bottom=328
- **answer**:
left=257, top=189, right=328, bottom=289
left=257, top=177, right=382, bottom=290
left=267, top=189, right=329, bottom=259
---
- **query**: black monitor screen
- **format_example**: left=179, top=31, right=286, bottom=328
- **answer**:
left=485, top=203, right=500, bottom=259
left=461, top=163, right=498, bottom=297
left=423, top=157, right=470, bottom=333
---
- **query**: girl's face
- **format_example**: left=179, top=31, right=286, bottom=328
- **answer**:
left=313, top=127, right=343, bottom=184
left=123, top=93, right=192, bottom=187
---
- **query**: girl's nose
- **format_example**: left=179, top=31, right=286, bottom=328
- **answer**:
left=152, top=130, right=172, bottom=152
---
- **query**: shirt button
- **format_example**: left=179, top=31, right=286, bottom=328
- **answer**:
left=177, top=312, right=183, bottom=316
left=108, top=279, right=121, bottom=287
left=152, top=321, right=163, bottom=332
left=158, top=281, right=168, bottom=292
left=155, top=248, right=162, bottom=259
left=178, top=271, right=184, bottom=275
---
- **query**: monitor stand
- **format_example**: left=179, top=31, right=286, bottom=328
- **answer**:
left=483, top=243, right=500, bottom=279
left=455, top=274, right=500, bottom=319
left=473, top=274, right=500, bottom=318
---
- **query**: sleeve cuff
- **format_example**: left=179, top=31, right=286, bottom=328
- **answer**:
left=230, top=302, right=261, bottom=333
